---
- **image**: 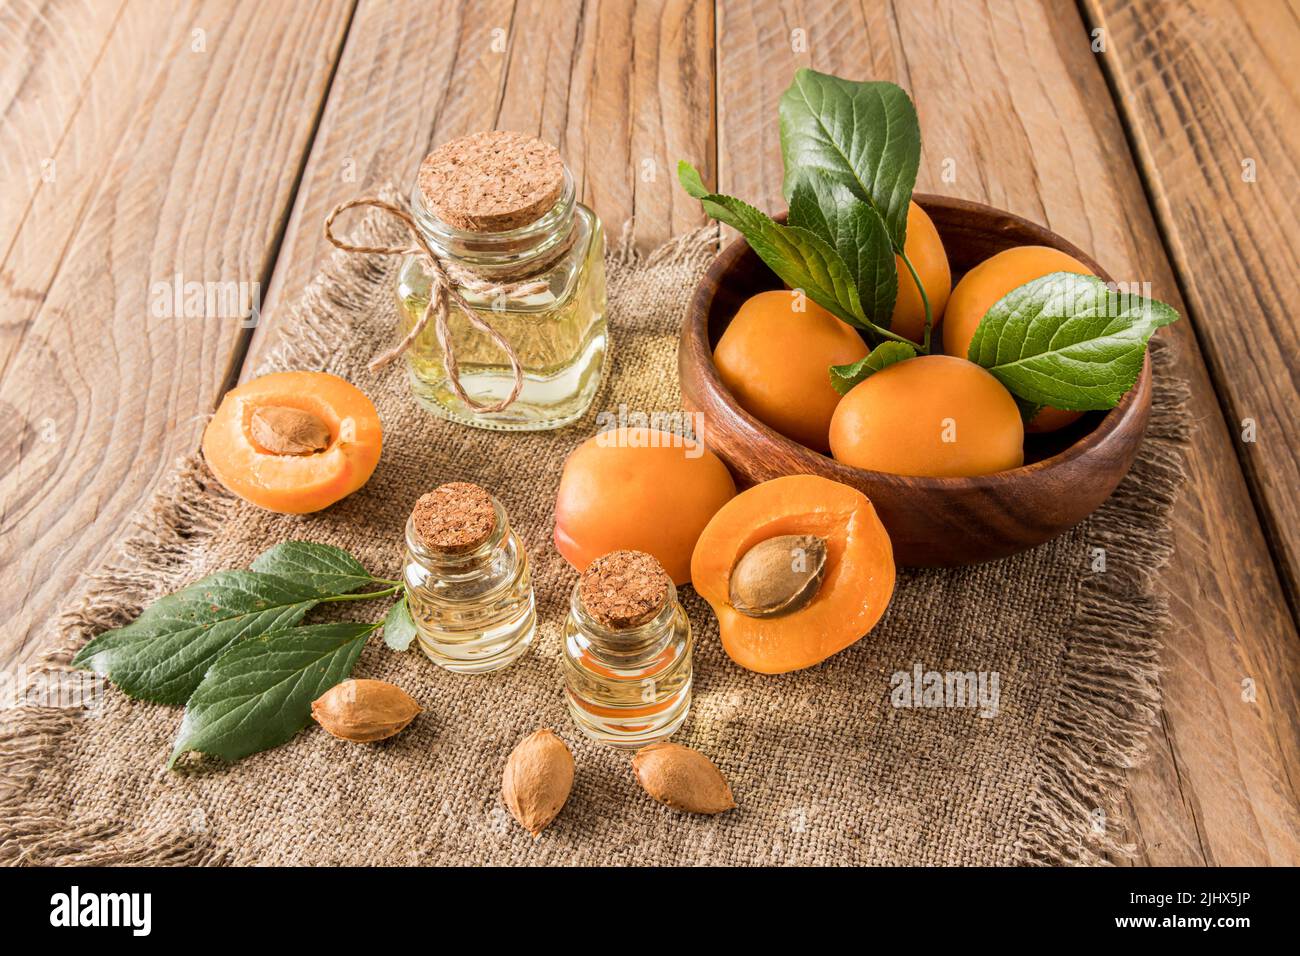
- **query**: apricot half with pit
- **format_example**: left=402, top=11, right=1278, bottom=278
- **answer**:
left=202, top=370, right=382, bottom=514
left=829, top=355, right=1023, bottom=478
left=942, top=245, right=1093, bottom=433
left=691, top=474, right=895, bottom=674
left=712, top=290, right=868, bottom=452
left=554, top=427, right=736, bottom=585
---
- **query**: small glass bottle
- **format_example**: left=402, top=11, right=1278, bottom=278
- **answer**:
left=403, top=482, right=535, bottom=674
left=562, top=550, right=693, bottom=748
left=396, top=130, right=606, bottom=431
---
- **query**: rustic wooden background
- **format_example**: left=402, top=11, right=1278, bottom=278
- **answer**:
left=1, top=0, right=1296, bottom=866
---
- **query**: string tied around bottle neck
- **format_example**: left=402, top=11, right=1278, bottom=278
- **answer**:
left=323, top=196, right=525, bottom=413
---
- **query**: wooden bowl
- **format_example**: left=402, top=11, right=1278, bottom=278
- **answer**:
left=679, top=194, right=1152, bottom=566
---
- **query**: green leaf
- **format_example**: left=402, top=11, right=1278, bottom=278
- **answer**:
left=830, top=341, right=917, bottom=395
left=968, top=272, right=1179, bottom=410
left=251, top=541, right=379, bottom=596
left=779, top=69, right=921, bottom=251
left=169, top=622, right=374, bottom=768
left=788, top=177, right=898, bottom=328
left=72, top=571, right=321, bottom=705
left=678, top=161, right=866, bottom=327
left=383, top=596, right=417, bottom=652
left=1015, top=398, right=1046, bottom=425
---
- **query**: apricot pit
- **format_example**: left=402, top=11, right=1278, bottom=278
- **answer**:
left=250, top=406, right=332, bottom=455
left=729, top=534, right=827, bottom=619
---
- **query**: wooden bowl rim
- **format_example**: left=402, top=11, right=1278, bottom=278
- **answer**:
left=684, top=192, right=1153, bottom=492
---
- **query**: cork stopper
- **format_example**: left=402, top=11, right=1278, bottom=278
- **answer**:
left=418, top=131, right=564, bottom=233
left=578, top=551, right=671, bottom=630
left=411, top=482, right=497, bottom=553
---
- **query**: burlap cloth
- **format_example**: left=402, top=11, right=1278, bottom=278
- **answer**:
left=0, top=198, right=1188, bottom=866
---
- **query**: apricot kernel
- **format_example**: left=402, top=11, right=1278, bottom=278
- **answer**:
left=250, top=405, right=331, bottom=455
left=729, top=533, right=827, bottom=618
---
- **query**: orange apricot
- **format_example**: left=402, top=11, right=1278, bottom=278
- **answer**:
left=1024, top=405, right=1084, bottom=434
left=889, top=201, right=952, bottom=344
left=202, top=371, right=382, bottom=514
left=829, top=355, right=1024, bottom=477
left=941, top=245, right=1092, bottom=434
left=554, top=427, right=736, bottom=584
left=713, top=290, right=867, bottom=452
left=691, top=474, right=895, bottom=674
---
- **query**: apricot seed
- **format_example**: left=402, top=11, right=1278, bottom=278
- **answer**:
left=311, top=679, right=421, bottom=743
left=502, top=728, right=575, bottom=837
left=250, top=405, right=332, bottom=455
left=729, top=534, right=827, bottom=618
left=632, top=741, right=736, bottom=815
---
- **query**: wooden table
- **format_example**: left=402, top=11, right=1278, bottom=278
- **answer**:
left=2, top=0, right=1296, bottom=866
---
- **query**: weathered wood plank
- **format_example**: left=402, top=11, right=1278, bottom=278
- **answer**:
left=1081, top=0, right=1300, bottom=615
left=245, top=0, right=715, bottom=372
left=0, top=0, right=353, bottom=668
left=0, top=0, right=125, bottom=250
left=714, top=0, right=1300, bottom=865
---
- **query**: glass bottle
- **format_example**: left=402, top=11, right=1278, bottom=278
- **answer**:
left=402, top=483, right=535, bottom=674
left=561, top=551, right=693, bottom=748
left=395, top=131, right=606, bottom=431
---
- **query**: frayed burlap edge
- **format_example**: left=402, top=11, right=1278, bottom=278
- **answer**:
left=1014, top=335, right=1190, bottom=865
left=0, top=195, right=1187, bottom=866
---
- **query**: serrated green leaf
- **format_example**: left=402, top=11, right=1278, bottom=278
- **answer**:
left=383, top=596, right=417, bottom=652
left=789, top=178, right=898, bottom=328
left=251, top=541, right=379, bottom=596
left=779, top=69, right=921, bottom=251
left=678, top=161, right=865, bottom=327
left=968, top=272, right=1179, bottom=410
left=72, top=571, right=321, bottom=705
left=169, top=622, right=374, bottom=768
left=830, top=341, right=917, bottom=395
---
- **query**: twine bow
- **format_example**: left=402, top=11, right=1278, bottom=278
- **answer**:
left=323, top=197, right=525, bottom=413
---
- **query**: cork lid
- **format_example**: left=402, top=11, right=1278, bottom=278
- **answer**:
left=411, top=482, right=497, bottom=553
left=578, top=551, right=671, bottom=630
left=418, top=130, right=564, bottom=233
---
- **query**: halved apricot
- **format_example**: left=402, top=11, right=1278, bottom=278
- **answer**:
left=202, top=371, right=382, bottom=514
left=713, top=290, right=868, bottom=452
left=942, top=245, right=1092, bottom=433
left=554, top=427, right=736, bottom=584
left=829, top=355, right=1023, bottom=477
left=691, top=474, right=895, bottom=674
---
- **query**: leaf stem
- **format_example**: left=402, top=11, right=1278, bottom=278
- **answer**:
left=860, top=319, right=919, bottom=349
left=322, top=585, right=401, bottom=603
left=899, top=250, right=932, bottom=354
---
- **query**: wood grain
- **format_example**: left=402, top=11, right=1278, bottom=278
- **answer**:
left=244, top=0, right=715, bottom=373
left=1081, top=0, right=1300, bottom=615
left=0, top=0, right=353, bottom=668
left=713, top=0, right=1300, bottom=865
left=0, top=0, right=125, bottom=250
left=5, top=0, right=1295, bottom=867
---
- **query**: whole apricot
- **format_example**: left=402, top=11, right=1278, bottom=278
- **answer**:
left=554, top=427, right=736, bottom=584
left=889, top=201, right=952, bottom=344
left=712, top=290, right=867, bottom=452
left=941, top=245, right=1092, bottom=434
left=202, top=371, right=382, bottom=514
left=829, top=355, right=1023, bottom=477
